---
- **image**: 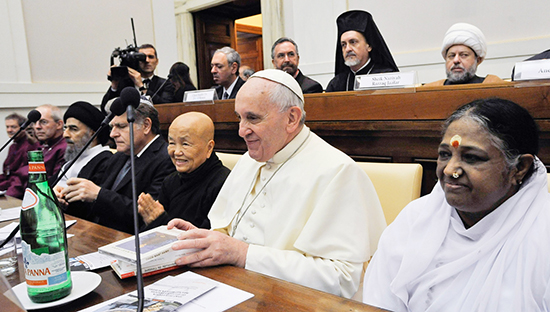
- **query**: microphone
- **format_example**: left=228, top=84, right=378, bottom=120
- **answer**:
left=120, top=87, right=141, bottom=109
left=22, top=110, right=42, bottom=129
left=149, top=76, right=172, bottom=103
left=0, top=109, right=41, bottom=153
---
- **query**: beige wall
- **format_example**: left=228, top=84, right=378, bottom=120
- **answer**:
left=1, top=0, right=549, bottom=167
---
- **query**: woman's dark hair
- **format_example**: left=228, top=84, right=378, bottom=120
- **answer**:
left=169, top=62, right=195, bottom=91
left=443, top=97, right=540, bottom=179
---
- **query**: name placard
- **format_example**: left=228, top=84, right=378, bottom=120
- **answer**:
left=183, top=89, right=218, bottom=103
left=357, top=72, right=417, bottom=90
left=514, top=59, right=550, bottom=81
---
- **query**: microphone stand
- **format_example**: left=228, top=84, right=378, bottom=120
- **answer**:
left=0, top=128, right=27, bottom=154
left=126, top=104, right=144, bottom=312
left=149, top=76, right=171, bottom=103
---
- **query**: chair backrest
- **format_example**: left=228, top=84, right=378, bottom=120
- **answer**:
left=216, top=152, right=243, bottom=170
left=356, top=162, right=423, bottom=225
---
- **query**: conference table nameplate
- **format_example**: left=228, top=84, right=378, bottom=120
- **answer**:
left=155, top=81, right=550, bottom=195
left=0, top=197, right=383, bottom=311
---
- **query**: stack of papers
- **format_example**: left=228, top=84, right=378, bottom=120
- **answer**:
left=79, top=271, right=254, bottom=312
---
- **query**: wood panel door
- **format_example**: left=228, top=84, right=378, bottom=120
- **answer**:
left=194, top=13, right=236, bottom=90
left=236, top=24, right=263, bottom=74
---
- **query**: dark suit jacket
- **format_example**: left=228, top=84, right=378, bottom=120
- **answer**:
left=91, top=136, right=175, bottom=234
left=215, top=77, right=246, bottom=100
left=101, top=75, right=176, bottom=112
left=295, top=70, right=323, bottom=94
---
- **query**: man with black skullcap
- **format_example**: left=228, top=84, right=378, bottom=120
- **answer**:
left=54, top=102, right=113, bottom=217
left=424, top=23, right=506, bottom=86
left=326, top=10, right=399, bottom=92
left=54, top=101, right=112, bottom=188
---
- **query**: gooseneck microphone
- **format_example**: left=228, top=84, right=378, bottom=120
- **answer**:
left=120, top=86, right=145, bottom=312
left=149, top=74, right=172, bottom=104
left=52, top=99, right=124, bottom=187
left=0, top=109, right=41, bottom=154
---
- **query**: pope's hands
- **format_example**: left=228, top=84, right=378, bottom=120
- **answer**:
left=168, top=218, right=248, bottom=268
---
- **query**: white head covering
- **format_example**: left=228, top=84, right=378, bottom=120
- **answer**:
left=250, top=69, right=304, bottom=103
left=441, top=23, right=487, bottom=62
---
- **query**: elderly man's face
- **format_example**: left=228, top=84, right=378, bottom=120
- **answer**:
left=445, top=44, right=480, bottom=83
left=341, top=30, right=371, bottom=72
left=138, top=47, right=159, bottom=77
left=235, top=78, right=294, bottom=162
left=272, top=41, right=300, bottom=77
left=211, top=52, right=237, bottom=88
left=167, top=116, right=213, bottom=174
left=63, top=117, right=93, bottom=161
left=109, top=114, right=149, bottom=155
left=34, top=107, right=63, bottom=142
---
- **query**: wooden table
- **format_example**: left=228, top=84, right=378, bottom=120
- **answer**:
left=0, top=198, right=383, bottom=311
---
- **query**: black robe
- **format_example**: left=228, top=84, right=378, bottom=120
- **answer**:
left=325, top=62, right=397, bottom=92
left=61, top=150, right=113, bottom=219
left=444, top=75, right=485, bottom=85
left=295, top=70, right=323, bottom=94
left=142, top=153, right=230, bottom=231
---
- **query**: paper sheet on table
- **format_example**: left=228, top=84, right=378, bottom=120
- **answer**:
left=74, top=251, right=116, bottom=270
left=79, top=271, right=253, bottom=312
left=0, top=220, right=77, bottom=242
left=80, top=272, right=220, bottom=312
left=0, top=207, right=21, bottom=222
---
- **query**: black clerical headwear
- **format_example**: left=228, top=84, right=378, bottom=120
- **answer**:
left=334, top=10, right=398, bottom=75
left=64, top=101, right=110, bottom=145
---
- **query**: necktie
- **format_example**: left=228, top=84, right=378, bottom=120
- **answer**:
left=112, top=159, right=131, bottom=189
left=223, top=92, right=229, bottom=100
left=143, top=78, right=151, bottom=89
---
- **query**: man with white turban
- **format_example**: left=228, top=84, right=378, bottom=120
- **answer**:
left=167, top=69, right=386, bottom=298
left=424, top=23, right=507, bottom=86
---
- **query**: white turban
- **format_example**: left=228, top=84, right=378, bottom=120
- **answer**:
left=441, top=23, right=487, bottom=62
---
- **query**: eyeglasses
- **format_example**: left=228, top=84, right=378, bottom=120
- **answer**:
left=37, top=119, right=51, bottom=126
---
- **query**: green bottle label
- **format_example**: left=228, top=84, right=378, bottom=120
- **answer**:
left=21, top=189, right=39, bottom=211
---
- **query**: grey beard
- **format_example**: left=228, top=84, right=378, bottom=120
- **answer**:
left=446, top=62, right=478, bottom=83
left=64, top=131, right=92, bottom=162
left=345, top=58, right=361, bottom=68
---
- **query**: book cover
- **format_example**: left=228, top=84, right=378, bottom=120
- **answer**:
left=111, top=258, right=180, bottom=279
left=98, top=225, right=198, bottom=264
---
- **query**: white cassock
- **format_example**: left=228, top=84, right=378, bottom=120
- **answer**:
left=363, top=157, right=550, bottom=311
left=208, top=126, right=386, bottom=298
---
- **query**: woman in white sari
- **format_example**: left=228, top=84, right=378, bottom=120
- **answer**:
left=363, top=98, right=550, bottom=311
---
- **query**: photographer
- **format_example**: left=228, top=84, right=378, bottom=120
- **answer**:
left=101, top=43, right=175, bottom=111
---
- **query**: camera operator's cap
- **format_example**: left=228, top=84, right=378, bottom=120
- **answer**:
left=64, top=101, right=110, bottom=145
left=441, top=22, right=487, bottom=62
left=249, top=69, right=304, bottom=103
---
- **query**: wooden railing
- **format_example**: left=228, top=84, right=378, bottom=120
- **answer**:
left=156, top=81, right=550, bottom=195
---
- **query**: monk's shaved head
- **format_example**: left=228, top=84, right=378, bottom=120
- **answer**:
left=168, top=112, right=215, bottom=173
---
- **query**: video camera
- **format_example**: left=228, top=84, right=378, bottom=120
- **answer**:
left=109, top=18, right=145, bottom=81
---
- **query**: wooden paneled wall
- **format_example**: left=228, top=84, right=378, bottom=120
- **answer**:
left=156, top=81, right=550, bottom=195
